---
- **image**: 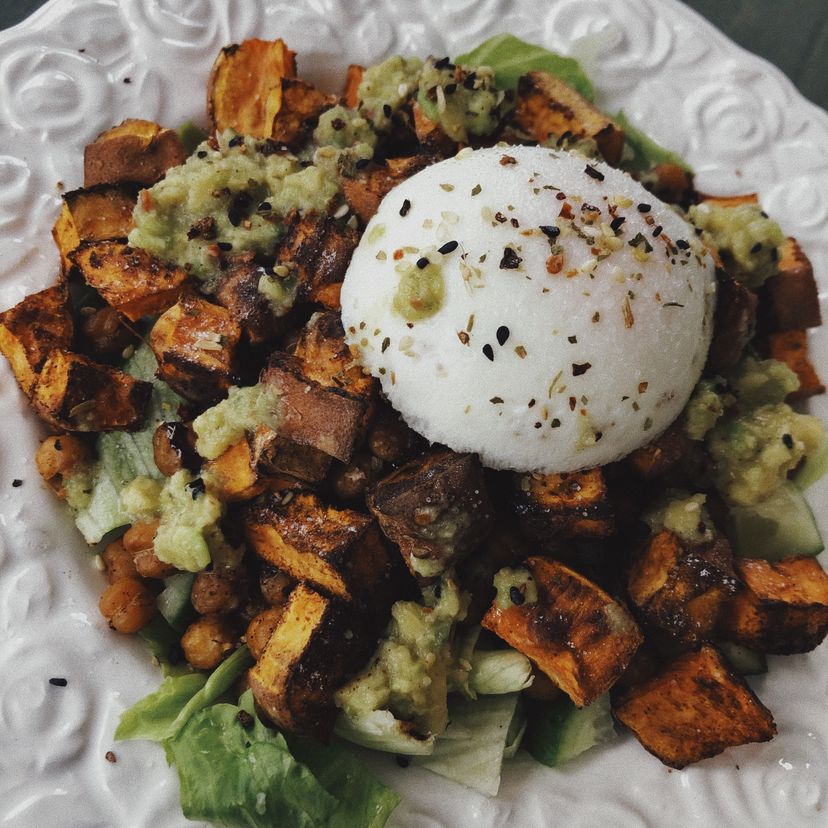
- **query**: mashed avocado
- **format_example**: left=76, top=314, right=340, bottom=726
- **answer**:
left=644, top=491, right=714, bottom=544
left=358, top=56, right=423, bottom=131
left=313, top=105, right=377, bottom=153
left=129, top=132, right=339, bottom=289
left=729, top=354, right=799, bottom=407
left=688, top=202, right=784, bottom=288
left=684, top=378, right=734, bottom=441
left=492, top=567, right=538, bottom=610
left=335, top=577, right=468, bottom=735
left=417, top=59, right=508, bottom=143
left=192, top=383, right=282, bottom=461
left=393, top=261, right=445, bottom=321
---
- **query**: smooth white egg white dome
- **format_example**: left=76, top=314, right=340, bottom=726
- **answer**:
left=341, top=145, right=716, bottom=473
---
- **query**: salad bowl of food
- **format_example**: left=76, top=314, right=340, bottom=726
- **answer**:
left=1, top=1, right=827, bottom=826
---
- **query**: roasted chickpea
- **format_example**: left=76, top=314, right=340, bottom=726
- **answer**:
left=133, top=548, right=177, bottom=579
left=35, top=435, right=91, bottom=496
left=81, top=305, right=136, bottom=361
left=101, top=537, right=139, bottom=583
left=152, top=422, right=199, bottom=477
left=122, top=520, right=159, bottom=555
left=259, top=566, right=294, bottom=606
left=181, top=614, right=236, bottom=670
left=191, top=571, right=240, bottom=615
left=367, top=413, right=418, bottom=464
left=244, top=606, right=286, bottom=660
left=99, top=578, right=156, bottom=633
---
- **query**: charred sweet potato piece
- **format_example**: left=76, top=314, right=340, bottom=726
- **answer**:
left=768, top=329, right=825, bottom=401
left=0, top=284, right=74, bottom=396
left=612, top=644, right=776, bottom=768
left=513, top=71, right=624, bottom=165
left=482, top=557, right=642, bottom=706
left=511, top=468, right=614, bottom=540
left=31, top=349, right=151, bottom=431
left=645, top=163, right=695, bottom=206
left=245, top=491, right=397, bottom=602
left=84, top=119, right=186, bottom=187
left=340, top=156, right=435, bottom=224
left=718, top=556, right=828, bottom=654
left=411, top=101, right=457, bottom=155
left=343, top=64, right=364, bottom=109
left=249, top=584, right=380, bottom=737
left=149, top=294, right=241, bottom=405
left=253, top=430, right=333, bottom=485
left=260, top=352, right=367, bottom=463
left=71, top=241, right=190, bottom=322
left=270, top=78, right=336, bottom=147
left=628, top=531, right=739, bottom=646
left=208, top=38, right=297, bottom=138
left=626, top=420, right=693, bottom=480
left=367, top=450, right=495, bottom=580
left=206, top=437, right=266, bottom=502
left=761, top=237, right=822, bottom=332
left=276, top=215, right=360, bottom=308
left=52, top=184, right=138, bottom=274
left=705, top=267, right=758, bottom=373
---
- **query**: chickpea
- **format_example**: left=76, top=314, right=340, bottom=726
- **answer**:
left=244, top=606, right=286, bottom=660
left=181, top=614, right=236, bottom=670
left=122, top=520, right=159, bottom=555
left=35, top=435, right=91, bottom=496
left=329, top=461, right=368, bottom=502
left=101, top=537, right=139, bottom=583
left=133, top=548, right=177, bottom=579
left=367, top=413, right=418, bottom=464
left=99, top=578, right=156, bottom=633
left=191, top=571, right=240, bottom=615
left=81, top=305, right=136, bottom=360
left=259, top=566, right=294, bottom=606
left=152, top=422, right=199, bottom=477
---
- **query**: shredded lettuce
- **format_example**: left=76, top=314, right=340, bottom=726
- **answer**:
left=456, top=34, right=594, bottom=100
left=615, top=110, right=692, bottom=173
left=334, top=709, right=436, bottom=755
left=468, top=649, right=534, bottom=696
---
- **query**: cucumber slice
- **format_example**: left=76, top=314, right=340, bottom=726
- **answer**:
left=717, top=641, right=768, bottom=676
left=157, top=572, right=195, bottom=630
left=523, top=693, right=615, bottom=767
left=727, top=481, right=824, bottom=561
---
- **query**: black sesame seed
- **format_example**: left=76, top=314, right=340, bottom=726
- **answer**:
left=594, top=431, right=603, bottom=441
left=399, top=198, right=411, bottom=217
left=228, top=134, right=244, bottom=148
left=750, top=242, right=762, bottom=254
left=499, top=247, right=522, bottom=269
left=444, top=83, right=457, bottom=94
left=676, top=239, right=690, bottom=250
left=463, top=72, right=477, bottom=89
left=637, top=203, right=651, bottom=213
left=509, top=586, right=525, bottom=605
left=354, top=157, right=370, bottom=169
left=572, top=362, right=592, bottom=376
left=196, top=150, right=208, bottom=159
left=258, top=201, right=272, bottom=212
left=551, top=418, right=561, bottom=428
left=652, top=225, right=663, bottom=237
left=534, top=422, right=542, bottom=429
left=416, top=257, right=429, bottom=269
left=438, top=240, right=458, bottom=254
left=331, top=117, right=345, bottom=131
left=782, top=433, right=794, bottom=449
left=434, top=57, right=453, bottom=70
left=584, top=164, right=604, bottom=181
left=382, top=104, right=393, bottom=118
left=49, top=677, right=68, bottom=687
left=567, top=335, right=577, bottom=343
left=12, top=479, right=22, bottom=488
left=496, top=325, right=510, bottom=345
left=217, top=241, right=233, bottom=251
left=610, top=216, right=626, bottom=232
left=539, top=225, right=560, bottom=239
left=482, top=343, right=494, bottom=361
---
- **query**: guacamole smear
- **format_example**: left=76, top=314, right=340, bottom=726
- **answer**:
left=358, top=56, right=423, bottom=131
left=644, top=491, right=714, bottom=544
left=393, top=260, right=445, bottom=321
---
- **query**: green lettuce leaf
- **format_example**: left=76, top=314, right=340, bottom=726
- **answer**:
left=456, top=34, right=594, bottom=100
left=615, top=110, right=692, bottom=173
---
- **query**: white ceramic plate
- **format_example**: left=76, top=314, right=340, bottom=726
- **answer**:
left=1, top=1, right=827, bottom=825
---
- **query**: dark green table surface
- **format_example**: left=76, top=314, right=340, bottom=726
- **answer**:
left=1, top=0, right=826, bottom=111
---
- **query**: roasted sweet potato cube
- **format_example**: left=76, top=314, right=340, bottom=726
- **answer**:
left=245, top=491, right=396, bottom=602
left=205, top=437, right=265, bottom=502
left=343, top=64, right=364, bottom=109
left=294, top=311, right=375, bottom=400
left=0, top=284, right=74, bottom=396
left=768, top=330, right=825, bottom=401
left=270, top=78, right=336, bottom=147
left=511, top=468, right=614, bottom=540
left=261, top=353, right=367, bottom=463
left=84, top=119, right=186, bottom=187
left=71, top=241, right=190, bottom=322
left=628, top=531, right=739, bottom=645
left=31, top=349, right=151, bottom=431
left=762, top=237, right=822, bottom=332
left=612, top=644, right=776, bottom=768
left=249, top=584, right=380, bottom=737
left=718, top=556, right=828, bottom=654
left=52, top=184, right=138, bottom=274
left=252, top=428, right=333, bottom=485
left=705, top=267, right=758, bottom=373
left=367, top=450, right=495, bottom=580
left=626, top=420, right=693, bottom=479
left=482, top=557, right=642, bottom=706
left=513, top=71, right=624, bottom=165
left=411, top=101, right=457, bottom=155
left=149, top=294, right=241, bottom=405
left=340, top=156, right=435, bottom=224
left=208, top=38, right=297, bottom=138
left=276, top=214, right=361, bottom=308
